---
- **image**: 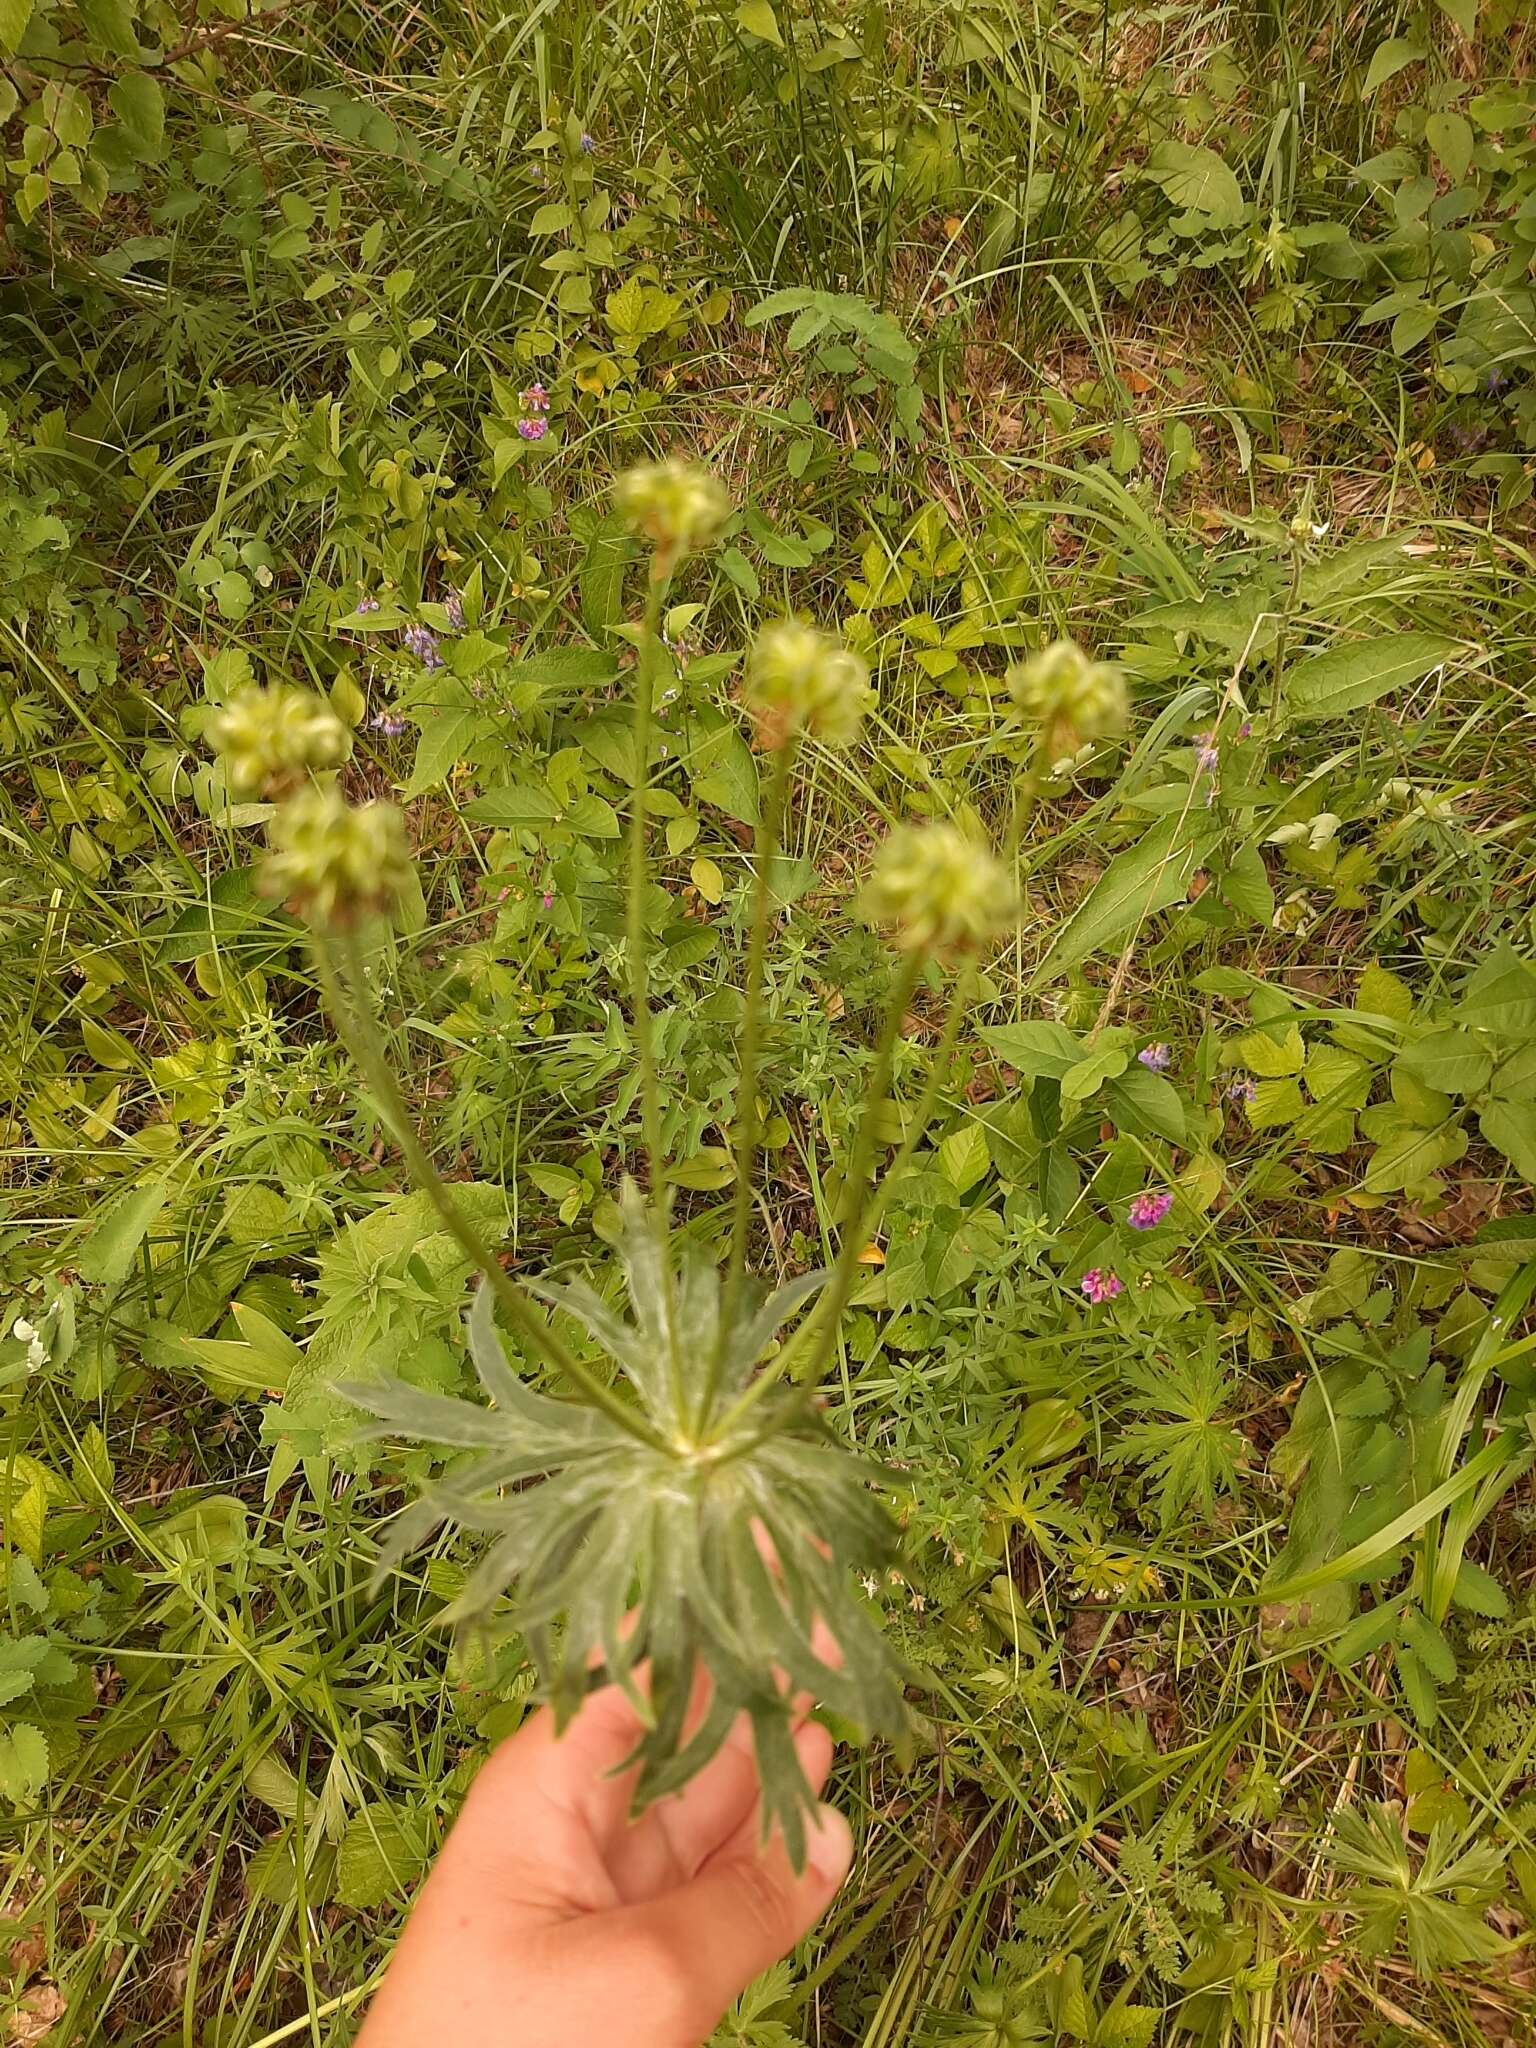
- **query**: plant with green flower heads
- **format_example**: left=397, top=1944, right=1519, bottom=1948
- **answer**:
left=204, top=456, right=1110, bottom=1861
left=1005, top=638, right=1127, bottom=762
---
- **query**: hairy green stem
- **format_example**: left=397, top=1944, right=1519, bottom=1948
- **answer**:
left=316, top=929, right=667, bottom=1452
left=707, top=737, right=797, bottom=1417
left=720, top=948, right=923, bottom=1429
left=627, top=565, right=671, bottom=1192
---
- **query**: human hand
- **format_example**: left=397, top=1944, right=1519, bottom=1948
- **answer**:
left=355, top=1679, right=852, bottom=2048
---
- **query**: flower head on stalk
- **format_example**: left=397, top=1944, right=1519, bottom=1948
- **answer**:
left=210, top=685, right=350, bottom=800
left=1081, top=1268, right=1123, bottom=1305
left=1138, top=1042, right=1171, bottom=1073
left=744, top=620, right=872, bottom=750
left=615, top=458, right=730, bottom=571
left=259, top=785, right=411, bottom=929
left=402, top=623, right=444, bottom=671
left=1006, top=639, right=1128, bottom=759
left=861, top=822, right=1017, bottom=957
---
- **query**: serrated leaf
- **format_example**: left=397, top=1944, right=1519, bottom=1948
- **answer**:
left=937, top=1122, right=989, bottom=1194
left=1238, top=1023, right=1305, bottom=1078
left=108, top=71, right=165, bottom=161
left=336, top=1803, right=430, bottom=1909
left=1247, top=1077, right=1305, bottom=1129
left=1451, top=1558, right=1509, bottom=1617
left=77, top=1178, right=167, bottom=1289
left=1285, top=633, right=1458, bottom=720
left=0, top=1725, right=48, bottom=1807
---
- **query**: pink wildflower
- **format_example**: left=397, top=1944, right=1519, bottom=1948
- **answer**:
left=520, top=382, right=550, bottom=412
left=1128, top=1189, right=1173, bottom=1231
left=517, top=417, right=549, bottom=442
left=1081, top=1268, right=1123, bottom=1305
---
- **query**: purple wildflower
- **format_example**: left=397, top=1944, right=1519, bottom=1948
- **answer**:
left=1237, top=720, right=1253, bottom=739
left=579, top=132, right=595, bottom=154
left=1195, top=732, right=1220, bottom=773
left=520, top=382, right=550, bottom=412
left=1081, top=1268, right=1123, bottom=1305
left=541, top=889, right=554, bottom=910
left=369, top=712, right=408, bottom=737
left=401, top=622, right=444, bottom=671
left=1138, top=1042, right=1171, bottom=1073
left=1128, top=1189, right=1173, bottom=1231
left=1227, top=1076, right=1258, bottom=1105
left=517, top=417, right=548, bottom=442
left=444, top=590, right=466, bottom=631
left=355, top=593, right=380, bottom=614
left=1486, top=368, right=1510, bottom=398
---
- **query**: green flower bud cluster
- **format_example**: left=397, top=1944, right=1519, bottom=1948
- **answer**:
left=614, top=457, right=730, bottom=564
left=743, top=619, right=873, bottom=748
left=1005, top=639, right=1128, bottom=755
left=861, top=821, right=1018, bottom=955
left=258, top=785, right=412, bottom=929
left=210, top=685, right=350, bottom=800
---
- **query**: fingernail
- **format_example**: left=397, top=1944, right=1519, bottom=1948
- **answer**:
left=806, top=1806, right=853, bottom=1887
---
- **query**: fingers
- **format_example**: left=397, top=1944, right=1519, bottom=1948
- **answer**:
left=610, top=1797, right=853, bottom=2043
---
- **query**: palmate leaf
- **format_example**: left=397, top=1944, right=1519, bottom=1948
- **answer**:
left=340, top=1184, right=912, bottom=1863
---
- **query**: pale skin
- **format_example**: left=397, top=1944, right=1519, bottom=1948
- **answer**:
left=355, top=1681, right=852, bottom=2048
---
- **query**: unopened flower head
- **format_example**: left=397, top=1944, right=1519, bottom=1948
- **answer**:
left=1127, top=1189, right=1173, bottom=1231
left=259, top=786, right=412, bottom=928
left=861, top=822, right=1017, bottom=956
left=1006, top=639, right=1128, bottom=755
left=210, top=685, right=350, bottom=800
left=614, top=458, right=730, bottom=565
left=744, top=620, right=873, bottom=749
left=1081, top=1268, right=1123, bottom=1305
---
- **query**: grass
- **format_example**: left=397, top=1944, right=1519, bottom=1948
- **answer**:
left=3, top=0, right=1536, bottom=2042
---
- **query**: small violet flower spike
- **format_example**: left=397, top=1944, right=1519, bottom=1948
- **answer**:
left=1081, top=1268, right=1123, bottom=1305
left=1127, top=1190, right=1173, bottom=1231
left=1137, top=1042, right=1171, bottom=1072
left=401, top=623, right=444, bottom=671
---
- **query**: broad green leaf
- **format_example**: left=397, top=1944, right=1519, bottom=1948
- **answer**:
left=580, top=514, right=638, bottom=636
left=1237, top=1023, right=1305, bottom=1079
left=937, top=1122, right=989, bottom=1193
left=0, top=0, right=33, bottom=53
left=1103, top=1068, right=1186, bottom=1145
left=1060, top=1046, right=1129, bottom=1102
left=736, top=0, right=783, bottom=43
left=979, top=1020, right=1083, bottom=1079
left=336, top=1803, right=430, bottom=1909
left=1360, top=1122, right=1468, bottom=1193
left=464, top=785, right=563, bottom=828
left=687, top=723, right=760, bottom=826
left=77, top=1178, right=167, bottom=1289
left=404, top=701, right=487, bottom=798
left=79, top=0, right=138, bottom=55
left=1479, top=1098, right=1536, bottom=1183
left=108, top=72, right=166, bottom=161
left=1395, top=1028, right=1492, bottom=1098
left=1458, top=945, right=1536, bottom=1036
left=1356, top=963, right=1416, bottom=1028
left=1424, top=109, right=1473, bottom=182
left=1146, top=141, right=1245, bottom=227
left=1285, top=633, right=1459, bottom=719
left=0, top=1725, right=48, bottom=1808
left=1363, top=37, right=1424, bottom=94
left=1248, top=1077, right=1305, bottom=1129
left=1013, top=1399, right=1086, bottom=1466
left=1033, top=814, right=1217, bottom=983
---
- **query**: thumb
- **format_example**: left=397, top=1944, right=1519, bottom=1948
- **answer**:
left=623, top=1803, right=853, bottom=2036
